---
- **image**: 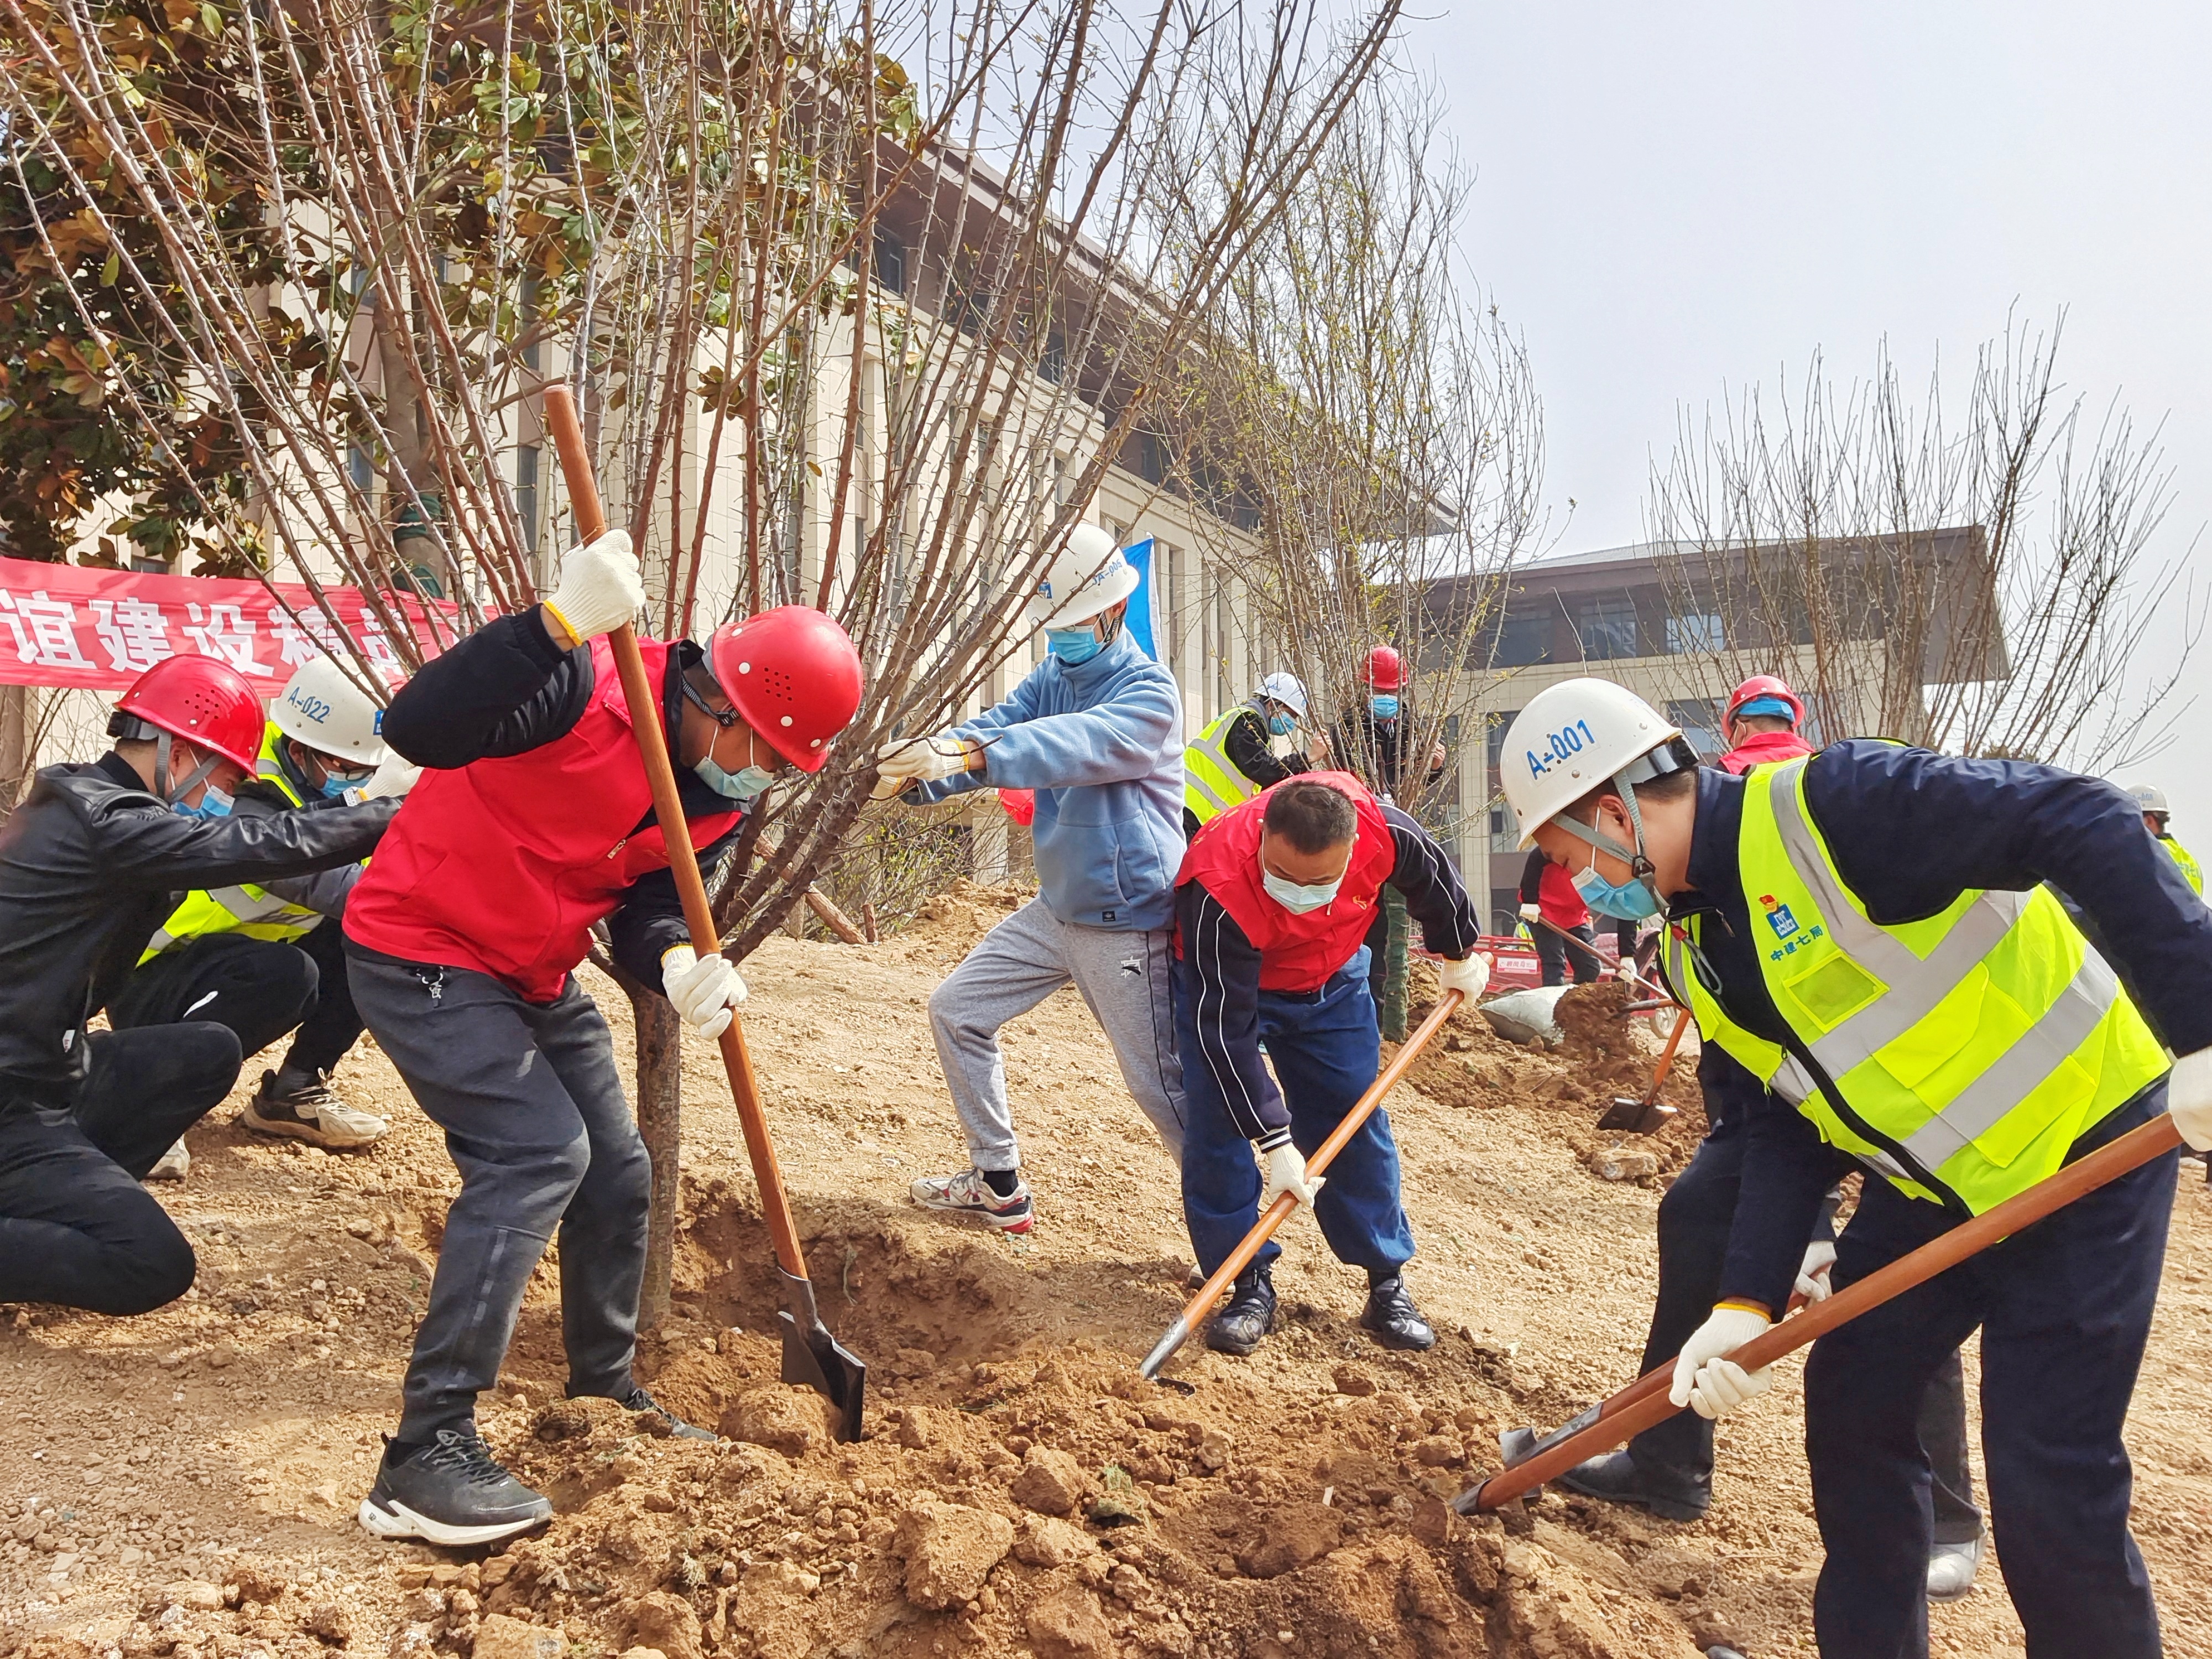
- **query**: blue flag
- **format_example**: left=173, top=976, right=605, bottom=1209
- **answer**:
left=1119, top=536, right=1162, bottom=661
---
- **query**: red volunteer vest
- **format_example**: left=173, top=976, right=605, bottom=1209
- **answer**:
left=1719, top=729, right=1814, bottom=776
left=1175, top=771, right=1398, bottom=993
left=1536, top=859, right=1589, bottom=929
left=344, top=635, right=741, bottom=1002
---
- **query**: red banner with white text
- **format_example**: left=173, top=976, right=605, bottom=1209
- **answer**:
left=0, top=557, right=464, bottom=696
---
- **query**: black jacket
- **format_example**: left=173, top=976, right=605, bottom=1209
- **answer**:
left=1178, top=705, right=1312, bottom=837
left=0, top=753, right=394, bottom=1102
left=1331, top=705, right=1444, bottom=804
left=378, top=608, right=744, bottom=991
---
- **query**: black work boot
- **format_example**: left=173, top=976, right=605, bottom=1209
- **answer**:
left=357, top=1428, right=552, bottom=1546
left=591, top=1382, right=716, bottom=1441
left=1554, top=1448, right=1712, bottom=1522
left=1359, top=1274, right=1435, bottom=1352
left=1204, top=1264, right=1277, bottom=1355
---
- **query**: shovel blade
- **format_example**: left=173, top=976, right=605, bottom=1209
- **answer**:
left=1595, top=1096, right=1678, bottom=1134
left=779, top=1309, right=868, bottom=1442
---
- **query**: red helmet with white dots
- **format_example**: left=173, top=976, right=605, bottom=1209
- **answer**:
left=705, top=607, right=863, bottom=773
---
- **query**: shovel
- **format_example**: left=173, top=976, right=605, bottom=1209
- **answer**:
left=544, top=387, right=867, bottom=1440
left=1139, top=988, right=1465, bottom=1380
left=1594, top=1005, right=1690, bottom=1134
left=1455, top=1113, right=2183, bottom=1514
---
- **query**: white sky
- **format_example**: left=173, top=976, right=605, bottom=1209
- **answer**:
left=1409, top=1, right=2212, bottom=830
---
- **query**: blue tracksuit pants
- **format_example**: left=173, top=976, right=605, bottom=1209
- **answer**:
left=1175, top=949, right=1416, bottom=1279
left=1804, top=1088, right=2174, bottom=1659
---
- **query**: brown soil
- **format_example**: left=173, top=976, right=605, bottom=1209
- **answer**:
left=4, top=879, right=2209, bottom=1659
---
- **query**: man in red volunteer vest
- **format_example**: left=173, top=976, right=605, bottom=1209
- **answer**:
left=342, top=529, right=863, bottom=1546
left=1174, top=774, right=1489, bottom=1354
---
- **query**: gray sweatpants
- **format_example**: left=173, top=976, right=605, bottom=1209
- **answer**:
left=929, top=896, right=1186, bottom=1171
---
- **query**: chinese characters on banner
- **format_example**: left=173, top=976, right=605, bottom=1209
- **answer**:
left=0, top=557, right=466, bottom=696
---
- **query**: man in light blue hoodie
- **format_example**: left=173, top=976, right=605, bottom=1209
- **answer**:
left=878, top=525, right=1187, bottom=1233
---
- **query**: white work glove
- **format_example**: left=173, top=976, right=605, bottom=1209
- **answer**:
left=542, top=528, right=644, bottom=644
left=661, top=943, right=748, bottom=1040
left=1795, top=1240, right=1838, bottom=1305
left=1518, top=902, right=1542, bottom=924
left=876, top=733, right=973, bottom=785
left=1669, top=1303, right=1775, bottom=1421
left=1259, top=1141, right=1326, bottom=1209
left=2169, top=1046, right=2212, bottom=1151
left=359, top=752, right=421, bottom=801
left=1436, top=952, right=1491, bottom=1001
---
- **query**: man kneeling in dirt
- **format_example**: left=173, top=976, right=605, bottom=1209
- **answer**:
left=1173, top=775, right=1489, bottom=1353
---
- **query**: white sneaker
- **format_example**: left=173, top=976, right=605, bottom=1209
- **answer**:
left=242, top=1070, right=388, bottom=1150
left=909, top=1167, right=1034, bottom=1233
left=146, top=1139, right=190, bottom=1182
left=1926, top=1536, right=1982, bottom=1601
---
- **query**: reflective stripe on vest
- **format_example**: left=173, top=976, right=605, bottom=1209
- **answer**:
left=1663, top=757, right=2168, bottom=1212
left=2161, top=834, right=2203, bottom=895
left=139, top=722, right=321, bottom=963
left=1185, top=704, right=1266, bottom=827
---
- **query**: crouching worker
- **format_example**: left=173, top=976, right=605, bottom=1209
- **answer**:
left=0, top=656, right=404, bottom=1317
left=1175, top=774, right=1489, bottom=1354
left=109, top=654, right=401, bottom=1158
left=343, top=529, right=864, bottom=1545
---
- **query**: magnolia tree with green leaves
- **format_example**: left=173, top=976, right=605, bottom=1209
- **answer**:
left=3, top=0, right=1413, bottom=1312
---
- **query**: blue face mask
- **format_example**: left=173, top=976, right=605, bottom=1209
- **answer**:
left=1571, top=855, right=1662, bottom=921
left=1046, top=627, right=1103, bottom=665
left=696, top=757, right=773, bottom=806
left=1267, top=712, right=1296, bottom=736
left=172, top=785, right=234, bottom=821
left=319, top=768, right=372, bottom=800
left=1370, top=695, right=1400, bottom=718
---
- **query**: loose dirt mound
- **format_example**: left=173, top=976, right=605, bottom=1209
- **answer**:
left=4, top=897, right=2210, bottom=1659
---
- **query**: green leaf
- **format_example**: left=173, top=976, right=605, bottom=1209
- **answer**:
left=99, top=250, right=120, bottom=287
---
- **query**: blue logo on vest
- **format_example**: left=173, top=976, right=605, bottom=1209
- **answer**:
left=1766, top=902, right=1800, bottom=941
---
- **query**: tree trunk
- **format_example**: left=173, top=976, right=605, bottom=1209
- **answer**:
left=606, top=962, right=682, bottom=1331
left=0, top=686, right=32, bottom=814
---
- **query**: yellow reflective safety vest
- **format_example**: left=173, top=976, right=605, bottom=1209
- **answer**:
left=1185, top=703, right=1270, bottom=828
left=1662, top=757, right=2170, bottom=1214
left=2158, top=833, right=2203, bottom=895
left=138, top=724, right=326, bottom=963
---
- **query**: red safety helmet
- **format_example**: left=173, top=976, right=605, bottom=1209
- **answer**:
left=1724, top=674, right=1804, bottom=732
left=706, top=606, right=864, bottom=773
left=1365, top=645, right=1403, bottom=692
left=111, top=655, right=265, bottom=772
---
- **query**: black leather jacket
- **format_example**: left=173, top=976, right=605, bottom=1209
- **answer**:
left=0, top=752, right=395, bottom=1102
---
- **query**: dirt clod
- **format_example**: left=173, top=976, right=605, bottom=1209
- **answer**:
left=894, top=1501, right=1016, bottom=1611
left=468, top=1614, right=564, bottom=1659
left=718, top=1384, right=834, bottom=1456
left=1024, top=1579, right=1116, bottom=1659
left=1009, top=1444, right=1091, bottom=1515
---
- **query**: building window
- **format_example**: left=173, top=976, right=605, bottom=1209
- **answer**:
left=1666, top=612, right=1724, bottom=654
left=1039, top=333, right=1066, bottom=384
left=515, top=443, right=542, bottom=556
left=1486, top=709, right=1519, bottom=843
left=1573, top=594, right=1639, bottom=660
left=1494, top=608, right=1551, bottom=666
left=873, top=227, right=906, bottom=294
left=1667, top=698, right=1726, bottom=761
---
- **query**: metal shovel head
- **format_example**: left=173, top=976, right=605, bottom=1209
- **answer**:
left=776, top=1266, right=867, bottom=1442
left=1596, top=1095, right=1678, bottom=1134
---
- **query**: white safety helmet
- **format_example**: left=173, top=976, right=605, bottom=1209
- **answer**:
left=1025, top=523, right=1140, bottom=628
left=272, top=654, right=389, bottom=767
left=1254, top=671, right=1310, bottom=719
left=1499, top=678, right=1695, bottom=848
left=2130, top=784, right=2171, bottom=818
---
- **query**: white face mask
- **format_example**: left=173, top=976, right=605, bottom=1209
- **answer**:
left=1258, top=832, right=1345, bottom=914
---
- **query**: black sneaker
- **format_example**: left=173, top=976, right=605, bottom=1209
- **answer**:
left=242, top=1068, right=388, bottom=1150
left=1359, top=1275, right=1436, bottom=1352
left=357, top=1428, right=552, bottom=1546
left=1204, top=1265, right=1276, bottom=1356
left=592, top=1383, right=716, bottom=1442
left=1554, top=1448, right=1711, bottom=1522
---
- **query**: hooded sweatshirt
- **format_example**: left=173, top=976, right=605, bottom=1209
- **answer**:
left=911, top=629, right=1183, bottom=931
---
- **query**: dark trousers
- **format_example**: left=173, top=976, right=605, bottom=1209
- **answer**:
left=1534, top=919, right=1601, bottom=987
left=347, top=942, right=651, bottom=1440
left=108, top=925, right=363, bottom=1079
left=1176, top=948, right=1416, bottom=1279
left=1628, top=1115, right=1982, bottom=1545
left=0, top=1024, right=241, bottom=1313
left=1807, top=1091, right=2173, bottom=1659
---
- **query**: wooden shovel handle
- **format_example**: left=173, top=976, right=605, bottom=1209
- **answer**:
left=543, top=387, right=811, bottom=1281
left=1468, top=1112, right=2183, bottom=1510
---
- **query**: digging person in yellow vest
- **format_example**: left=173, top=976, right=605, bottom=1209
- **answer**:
left=1181, top=673, right=1319, bottom=838
left=108, top=655, right=404, bottom=1154
left=2130, top=784, right=2202, bottom=894
left=1501, top=677, right=2212, bottom=1659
